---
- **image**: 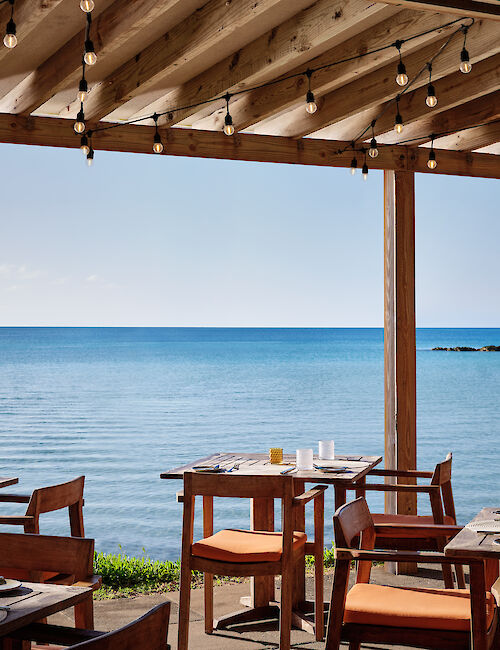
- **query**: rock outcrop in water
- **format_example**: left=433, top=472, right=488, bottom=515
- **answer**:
left=432, top=345, right=500, bottom=351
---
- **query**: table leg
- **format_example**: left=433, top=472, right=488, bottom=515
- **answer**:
left=334, top=485, right=347, bottom=511
left=484, top=558, right=499, bottom=591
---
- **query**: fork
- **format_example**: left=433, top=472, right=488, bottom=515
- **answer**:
left=226, top=463, right=240, bottom=473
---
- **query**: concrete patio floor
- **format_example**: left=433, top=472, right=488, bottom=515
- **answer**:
left=51, top=564, right=454, bottom=648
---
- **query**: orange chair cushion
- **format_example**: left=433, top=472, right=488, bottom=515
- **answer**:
left=344, top=584, right=496, bottom=631
left=192, top=529, right=307, bottom=563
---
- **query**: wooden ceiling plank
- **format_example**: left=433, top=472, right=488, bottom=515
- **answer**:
left=0, top=0, right=66, bottom=67
left=255, top=18, right=500, bottom=138
left=82, top=0, right=317, bottom=122
left=370, top=0, right=500, bottom=21
left=0, top=0, right=200, bottom=116
left=141, top=0, right=397, bottom=127
left=195, top=8, right=464, bottom=134
left=375, top=89, right=500, bottom=145
left=371, top=53, right=500, bottom=137
left=431, top=120, right=500, bottom=150
left=0, top=113, right=498, bottom=178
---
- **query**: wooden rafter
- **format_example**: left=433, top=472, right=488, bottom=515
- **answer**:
left=377, top=90, right=500, bottom=145
left=253, top=19, right=500, bottom=138
left=0, top=0, right=65, bottom=66
left=370, top=0, right=500, bottom=22
left=81, top=0, right=316, bottom=121
left=0, top=113, right=498, bottom=178
left=432, top=120, right=500, bottom=150
left=189, top=9, right=459, bottom=133
left=147, top=0, right=397, bottom=127
left=0, top=0, right=203, bottom=116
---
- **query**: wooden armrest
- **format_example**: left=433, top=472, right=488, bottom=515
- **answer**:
left=0, top=493, right=31, bottom=503
left=293, top=485, right=327, bottom=507
left=10, top=622, right=104, bottom=645
left=74, top=574, right=102, bottom=591
left=369, top=469, right=434, bottom=479
left=0, top=515, right=33, bottom=525
left=335, top=547, right=479, bottom=565
left=375, top=523, right=462, bottom=537
left=358, top=483, right=440, bottom=493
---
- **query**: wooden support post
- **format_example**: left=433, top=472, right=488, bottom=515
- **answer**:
left=384, top=170, right=417, bottom=575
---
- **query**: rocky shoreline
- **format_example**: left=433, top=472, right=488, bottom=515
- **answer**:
left=432, top=345, right=500, bottom=351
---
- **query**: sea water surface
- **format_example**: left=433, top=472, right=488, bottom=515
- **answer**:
left=0, top=327, right=499, bottom=559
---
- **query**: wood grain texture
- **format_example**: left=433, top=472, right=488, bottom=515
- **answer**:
left=370, top=0, right=500, bottom=21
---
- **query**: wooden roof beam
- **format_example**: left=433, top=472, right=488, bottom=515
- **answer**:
left=189, top=8, right=460, bottom=133
left=141, top=0, right=397, bottom=127
left=81, top=0, right=318, bottom=122
left=0, top=113, right=498, bottom=178
left=253, top=18, right=500, bottom=138
left=375, top=90, right=500, bottom=145
left=431, top=120, right=500, bottom=150
left=0, top=0, right=66, bottom=67
left=0, top=0, right=204, bottom=116
left=370, top=0, right=500, bottom=22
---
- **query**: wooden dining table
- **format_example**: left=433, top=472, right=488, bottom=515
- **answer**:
left=445, top=507, right=500, bottom=590
left=161, top=450, right=382, bottom=634
left=0, top=478, right=18, bottom=490
left=0, top=581, right=93, bottom=649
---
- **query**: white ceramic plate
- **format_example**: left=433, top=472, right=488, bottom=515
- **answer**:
left=466, top=520, right=500, bottom=534
left=0, top=579, right=22, bottom=593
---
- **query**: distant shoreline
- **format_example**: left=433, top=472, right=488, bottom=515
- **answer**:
left=432, top=345, right=500, bottom=352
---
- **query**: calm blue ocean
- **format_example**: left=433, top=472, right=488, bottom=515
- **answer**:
left=0, top=327, right=499, bottom=559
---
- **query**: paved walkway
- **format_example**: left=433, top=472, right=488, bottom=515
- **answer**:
left=51, top=565, right=450, bottom=648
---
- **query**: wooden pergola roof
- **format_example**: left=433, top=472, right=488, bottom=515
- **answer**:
left=1, top=0, right=499, bottom=178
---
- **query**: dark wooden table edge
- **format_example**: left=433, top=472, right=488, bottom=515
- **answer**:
left=0, top=478, right=19, bottom=489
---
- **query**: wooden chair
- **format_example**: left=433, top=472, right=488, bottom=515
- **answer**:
left=177, top=472, right=326, bottom=650
left=325, top=497, right=498, bottom=650
left=353, top=453, right=465, bottom=588
left=0, top=476, right=85, bottom=536
left=11, top=602, right=171, bottom=650
left=0, top=532, right=101, bottom=630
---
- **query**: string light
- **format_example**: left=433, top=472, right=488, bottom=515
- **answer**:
left=84, top=13, right=97, bottom=65
left=80, top=0, right=94, bottom=11
left=74, top=103, right=85, bottom=133
left=459, top=26, right=471, bottom=73
left=223, top=94, right=234, bottom=136
left=425, top=63, right=437, bottom=107
left=78, top=77, right=88, bottom=103
left=368, top=123, right=379, bottom=158
left=394, top=98, right=403, bottom=134
left=362, top=153, right=369, bottom=181
left=427, top=136, right=437, bottom=169
left=80, top=133, right=90, bottom=155
left=87, top=145, right=94, bottom=167
left=3, top=0, right=16, bottom=49
left=395, top=41, right=409, bottom=87
left=305, top=69, right=317, bottom=114
left=152, top=114, right=163, bottom=153
left=350, top=155, right=357, bottom=176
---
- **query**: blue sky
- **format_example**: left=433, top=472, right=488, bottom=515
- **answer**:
left=0, top=142, right=498, bottom=326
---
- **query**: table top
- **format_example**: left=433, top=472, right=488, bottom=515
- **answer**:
left=0, top=581, right=92, bottom=637
left=0, top=477, right=18, bottom=489
left=160, top=452, right=382, bottom=485
left=445, top=508, right=500, bottom=559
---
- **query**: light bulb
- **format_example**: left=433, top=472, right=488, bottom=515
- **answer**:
left=223, top=113, right=234, bottom=136
left=80, top=0, right=95, bottom=11
left=3, top=20, right=16, bottom=48
left=153, top=132, right=163, bottom=153
left=394, top=113, right=403, bottom=134
left=396, top=62, right=409, bottom=87
left=84, top=40, right=97, bottom=66
left=460, top=48, right=471, bottom=74
left=305, top=90, right=317, bottom=114
left=350, top=158, right=357, bottom=176
left=87, top=148, right=94, bottom=166
left=74, top=120, right=85, bottom=134
left=362, top=163, right=368, bottom=181
left=427, top=150, right=437, bottom=169
left=80, top=135, right=90, bottom=156
left=368, top=138, right=378, bottom=158
left=426, top=84, right=437, bottom=108
left=78, top=79, right=88, bottom=103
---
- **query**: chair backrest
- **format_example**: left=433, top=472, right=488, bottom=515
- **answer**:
left=70, top=602, right=171, bottom=649
left=0, top=532, right=94, bottom=581
left=430, top=452, right=456, bottom=522
left=333, top=497, right=375, bottom=583
left=25, top=476, right=85, bottom=536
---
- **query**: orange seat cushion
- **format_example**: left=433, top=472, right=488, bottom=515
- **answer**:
left=344, top=584, right=496, bottom=631
left=192, top=529, right=307, bottom=563
left=372, top=513, right=455, bottom=526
